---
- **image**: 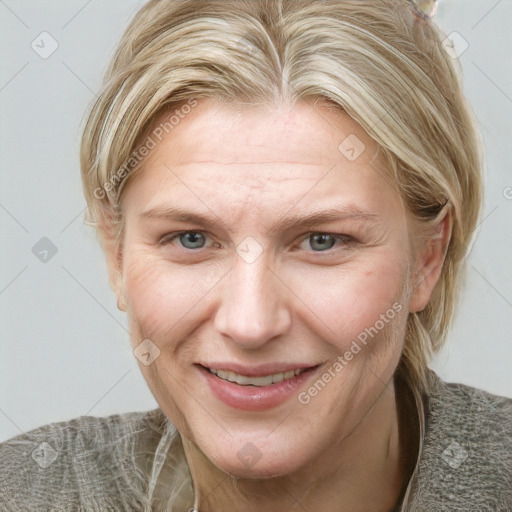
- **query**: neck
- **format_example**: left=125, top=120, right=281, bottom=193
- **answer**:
left=182, top=376, right=417, bottom=512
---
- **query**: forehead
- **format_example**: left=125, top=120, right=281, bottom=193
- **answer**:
left=151, top=99, right=374, bottom=169
left=122, top=99, right=403, bottom=226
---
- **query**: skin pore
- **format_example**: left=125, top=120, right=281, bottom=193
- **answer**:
left=103, top=98, right=449, bottom=511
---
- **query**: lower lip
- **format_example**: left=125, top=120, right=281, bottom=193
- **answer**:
left=197, top=365, right=319, bottom=411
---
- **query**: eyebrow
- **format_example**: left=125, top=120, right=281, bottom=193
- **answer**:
left=139, top=204, right=382, bottom=235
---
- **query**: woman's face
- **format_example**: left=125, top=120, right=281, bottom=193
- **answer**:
left=117, top=99, right=420, bottom=478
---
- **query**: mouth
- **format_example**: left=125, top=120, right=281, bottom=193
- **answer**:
left=196, top=363, right=322, bottom=410
left=206, top=367, right=310, bottom=387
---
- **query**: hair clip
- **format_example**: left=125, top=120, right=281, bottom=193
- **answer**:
left=410, top=0, right=439, bottom=20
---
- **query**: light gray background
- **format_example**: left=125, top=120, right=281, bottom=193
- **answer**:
left=1, top=0, right=511, bottom=443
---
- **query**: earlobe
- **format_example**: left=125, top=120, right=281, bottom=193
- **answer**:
left=116, top=292, right=127, bottom=312
left=408, top=211, right=452, bottom=313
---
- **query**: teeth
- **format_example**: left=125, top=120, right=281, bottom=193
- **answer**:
left=209, top=367, right=305, bottom=387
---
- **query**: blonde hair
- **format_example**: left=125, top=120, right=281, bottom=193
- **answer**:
left=80, top=1, right=482, bottom=506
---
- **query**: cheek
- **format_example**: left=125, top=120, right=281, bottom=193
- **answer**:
left=284, top=252, right=410, bottom=353
left=122, top=251, right=216, bottom=433
left=123, top=250, right=220, bottom=344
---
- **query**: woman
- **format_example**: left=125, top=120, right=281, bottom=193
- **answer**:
left=1, top=0, right=511, bottom=510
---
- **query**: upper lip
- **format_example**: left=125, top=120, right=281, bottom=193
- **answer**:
left=198, top=362, right=320, bottom=377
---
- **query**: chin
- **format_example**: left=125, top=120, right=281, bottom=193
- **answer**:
left=217, top=458, right=301, bottom=480
left=207, top=439, right=309, bottom=480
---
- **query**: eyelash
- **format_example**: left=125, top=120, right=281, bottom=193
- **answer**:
left=158, top=231, right=355, bottom=253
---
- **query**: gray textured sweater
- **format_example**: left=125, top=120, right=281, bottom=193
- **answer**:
left=1, top=371, right=511, bottom=511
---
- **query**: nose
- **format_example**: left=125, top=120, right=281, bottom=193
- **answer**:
left=213, top=253, right=291, bottom=350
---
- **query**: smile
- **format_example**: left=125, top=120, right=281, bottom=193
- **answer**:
left=208, top=368, right=306, bottom=387
left=198, top=363, right=322, bottom=410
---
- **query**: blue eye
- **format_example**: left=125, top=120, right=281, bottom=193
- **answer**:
left=309, top=234, right=335, bottom=251
left=160, top=231, right=207, bottom=249
left=180, top=232, right=206, bottom=249
left=301, top=233, right=352, bottom=252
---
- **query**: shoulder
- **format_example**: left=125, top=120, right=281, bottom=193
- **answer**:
left=407, top=370, right=512, bottom=512
left=0, top=408, right=168, bottom=511
left=425, top=370, right=512, bottom=463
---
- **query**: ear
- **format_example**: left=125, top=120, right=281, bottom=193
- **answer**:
left=99, top=221, right=127, bottom=312
left=408, top=211, right=452, bottom=313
